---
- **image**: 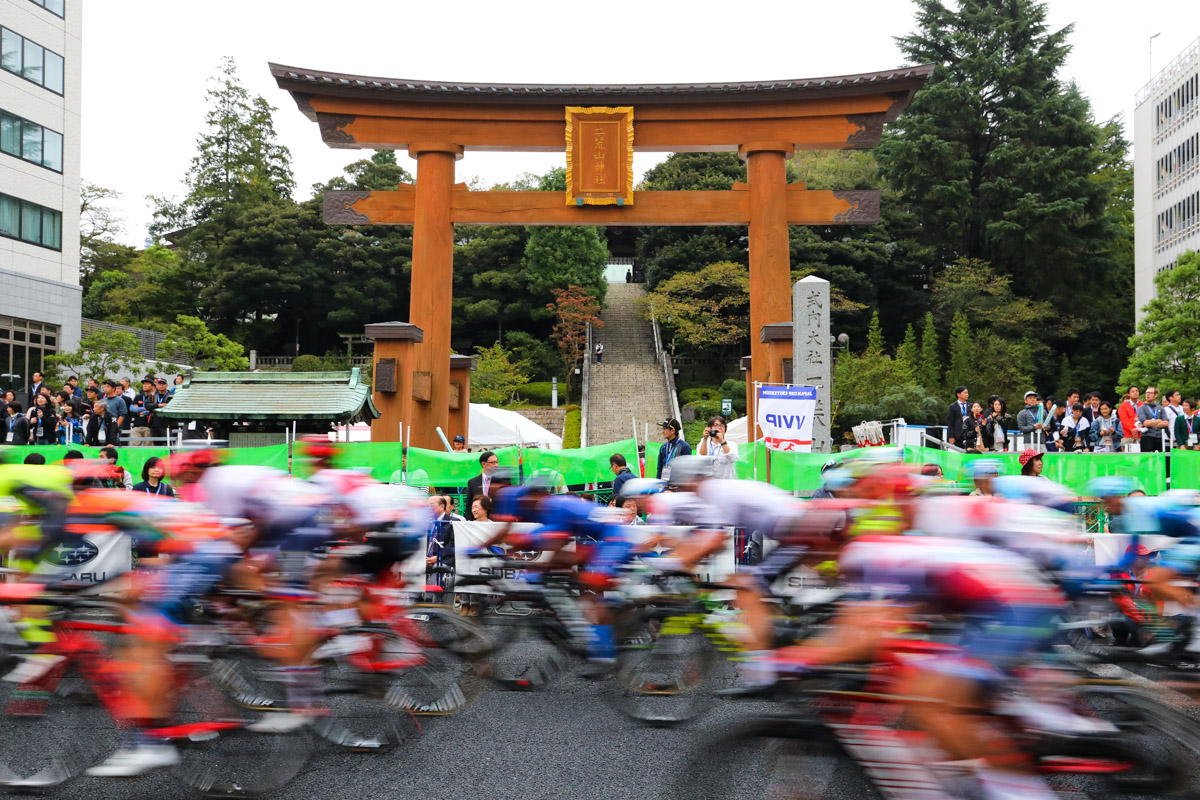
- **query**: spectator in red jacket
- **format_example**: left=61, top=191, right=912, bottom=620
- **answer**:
left=1117, top=386, right=1141, bottom=449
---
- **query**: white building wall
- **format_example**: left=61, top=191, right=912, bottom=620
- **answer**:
left=1135, top=36, right=1200, bottom=323
left=0, top=0, right=82, bottom=359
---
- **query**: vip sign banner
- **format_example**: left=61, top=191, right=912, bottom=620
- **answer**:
left=756, top=385, right=817, bottom=452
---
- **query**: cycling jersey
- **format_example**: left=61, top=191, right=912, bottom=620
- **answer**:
left=839, top=535, right=1063, bottom=679
left=696, top=479, right=798, bottom=537
left=645, top=491, right=714, bottom=528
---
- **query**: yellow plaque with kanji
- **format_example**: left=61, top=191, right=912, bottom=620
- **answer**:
left=565, top=106, right=634, bottom=206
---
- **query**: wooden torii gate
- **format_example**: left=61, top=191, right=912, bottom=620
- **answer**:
left=271, top=63, right=931, bottom=450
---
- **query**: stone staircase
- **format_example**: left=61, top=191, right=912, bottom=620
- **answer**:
left=587, top=283, right=676, bottom=446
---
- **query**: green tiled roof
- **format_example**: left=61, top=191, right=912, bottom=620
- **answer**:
left=156, top=369, right=380, bottom=423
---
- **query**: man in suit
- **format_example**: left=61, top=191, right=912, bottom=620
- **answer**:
left=946, top=386, right=970, bottom=448
left=466, top=450, right=500, bottom=515
left=26, top=371, right=45, bottom=403
left=426, top=495, right=463, bottom=592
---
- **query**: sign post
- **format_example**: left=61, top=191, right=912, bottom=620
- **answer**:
left=793, top=276, right=831, bottom=453
left=721, top=398, right=732, bottom=416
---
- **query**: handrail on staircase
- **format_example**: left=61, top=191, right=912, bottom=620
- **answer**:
left=581, top=321, right=591, bottom=447
left=649, top=302, right=682, bottom=424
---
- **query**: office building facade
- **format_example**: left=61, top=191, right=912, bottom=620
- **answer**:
left=1135, top=36, right=1200, bottom=321
left=0, top=0, right=80, bottom=390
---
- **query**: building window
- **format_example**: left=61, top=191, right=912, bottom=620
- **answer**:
left=0, top=315, right=58, bottom=393
left=28, top=0, right=65, bottom=18
left=0, top=110, right=63, bottom=172
left=0, top=27, right=64, bottom=95
left=0, top=192, right=61, bottom=250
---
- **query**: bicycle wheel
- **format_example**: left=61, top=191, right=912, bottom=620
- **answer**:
left=0, top=650, right=120, bottom=789
left=312, top=679, right=422, bottom=753
left=380, top=608, right=491, bottom=715
left=168, top=669, right=311, bottom=798
left=670, top=716, right=884, bottom=800
left=1042, top=684, right=1200, bottom=798
left=478, top=609, right=571, bottom=690
left=607, top=607, right=720, bottom=726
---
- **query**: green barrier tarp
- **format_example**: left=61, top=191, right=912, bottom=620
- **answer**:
left=223, top=444, right=290, bottom=472
left=0, top=442, right=1187, bottom=496
left=1, top=445, right=172, bottom=483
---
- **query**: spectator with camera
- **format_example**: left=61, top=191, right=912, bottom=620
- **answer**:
left=26, top=392, right=56, bottom=445
left=980, top=396, right=1013, bottom=452
left=697, top=415, right=739, bottom=478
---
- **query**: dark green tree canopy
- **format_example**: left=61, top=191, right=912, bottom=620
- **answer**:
left=877, top=0, right=1132, bottom=393
left=1119, top=251, right=1200, bottom=400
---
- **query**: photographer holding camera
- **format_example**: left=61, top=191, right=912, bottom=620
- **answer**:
left=26, top=393, right=56, bottom=445
left=697, top=415, right=739, bottom=479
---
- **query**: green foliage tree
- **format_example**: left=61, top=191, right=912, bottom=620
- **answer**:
left=471, top=343, right=529, bottom=406
left=877, top=0, right=1132, bottom=391
left=917, top=312, right=941, bottom=393
left=156, top=315, right=249, bottom=371
left=502, top=331, right=562, bottom=380
left=1119, top=251, right=1200, bottom=399
left=640, top=261, right=750, bottom=354
left=865, top=312, right=885, bottom=357
left=79, top=182, right=135, bottom=294
left=930, top=260, right=1044, bottom=402
left=82, top=244, right=197, bottom=327
left=520, top=168, right=608, bottom=308
left=636, top=153, right=748, bottom=288
left=291, top=355, right=324, bottom=372
left=945, top=312, right=973, bottom=396
left=45, top=330, right=141, bottom=384
left=895, top=323, right=919, bottom=376
left=150, top=57, right=293, bottom=241
left=832, top=336, right=942, bottom=433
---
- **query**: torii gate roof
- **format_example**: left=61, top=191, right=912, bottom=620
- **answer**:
left=269, top=62, right=933, bottom=152
left=270, top=63, right=933, bottom=108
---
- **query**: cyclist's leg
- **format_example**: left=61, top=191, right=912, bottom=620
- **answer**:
left=87, top=609, right=183, bottom=777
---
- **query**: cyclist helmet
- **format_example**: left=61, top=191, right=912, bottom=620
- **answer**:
left=967, top=459, right=1003, bottom=478
left=851, top=463, right=926, bottom=501
left=169, top=448, right=224, bottom=476
left=1085, top=476, right=1136, bottom=498
left=297, top=435, right=340, bottom=466
left=666, top=455, right=713, bottom=489
left=821, top=467, right=857, bottom=492
left=616, top=478, right=666, bottom=504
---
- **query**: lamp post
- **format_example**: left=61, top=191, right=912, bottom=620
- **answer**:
left=1150, top=32, right=1162, bottom=81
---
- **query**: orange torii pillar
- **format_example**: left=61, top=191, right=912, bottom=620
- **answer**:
left=741, top=142, right=794, bottom=426
left=407, top=143, right=463, bottom=450
left=448, top=354, right=475, bottom=445
left=364, top=321, right=424, bottom=443
left=743, top=323, right=794, bottom=440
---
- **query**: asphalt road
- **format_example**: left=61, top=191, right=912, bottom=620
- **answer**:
left=33, top=669, right=771, bottom=800
left=15, top=656, right=1200, bottom=800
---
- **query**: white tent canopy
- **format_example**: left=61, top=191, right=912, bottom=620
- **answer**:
left=725, top=415, right=749, bottom=445
left=469, top=403, right=563, bottom=450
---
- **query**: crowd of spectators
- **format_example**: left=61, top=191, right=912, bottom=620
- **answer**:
left=2, top=372, right=183, bottom=448
left=949, top=384, right=1196, bottom=453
